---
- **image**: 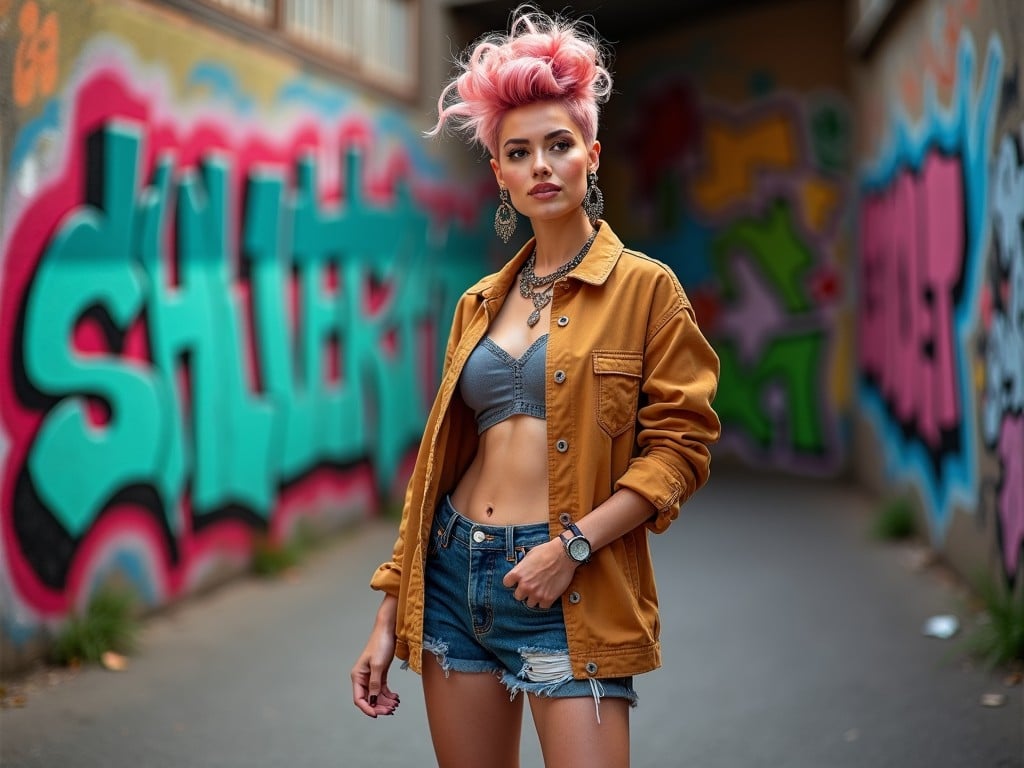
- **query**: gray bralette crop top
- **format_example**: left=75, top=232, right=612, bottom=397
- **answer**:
left=460, top=335, right=547, bottom=434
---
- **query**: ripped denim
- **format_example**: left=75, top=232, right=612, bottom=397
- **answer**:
left=418, top=496, right=638, bottom=721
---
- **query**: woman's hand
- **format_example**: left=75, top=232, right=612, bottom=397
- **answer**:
left=502, top=538, right=577, bottom=609
left=351, top=595, right=401, bottom=718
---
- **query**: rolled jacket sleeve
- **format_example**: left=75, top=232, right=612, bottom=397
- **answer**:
left=368, top=477, right=412, bottom=597
left=614, top=294, right=721, bottom=533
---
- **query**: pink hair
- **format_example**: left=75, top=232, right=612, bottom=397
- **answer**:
left=427, top=6, right=612, bottom=157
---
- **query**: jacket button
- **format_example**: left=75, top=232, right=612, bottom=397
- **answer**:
left=558, top=512, right=572, bottom=526
left=557, top=315, right=570, bottom=327
left=585, top=662, right=598, bottom=675
left=553, top=370, right=566, bottom=383
left=568, top=591, right=581, bottom=604
left=555, top=439, right=569, bottom=453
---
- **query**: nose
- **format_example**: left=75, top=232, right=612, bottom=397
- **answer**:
left=531, top=152, right=551, bottom=177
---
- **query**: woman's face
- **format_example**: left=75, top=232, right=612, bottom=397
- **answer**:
left=490, top=101, right=600, bottom=227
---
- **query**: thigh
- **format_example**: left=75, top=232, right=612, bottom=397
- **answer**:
left=529, top=694, right=631, bottom=768
left=422, top=661, right=524, bottom=768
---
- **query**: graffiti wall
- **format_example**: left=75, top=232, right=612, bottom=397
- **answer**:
left=0, top=0, right=490, bottom=664
left=854, top=0, right=1023, bottom=585
left=605, top=0, right=853, bottom=475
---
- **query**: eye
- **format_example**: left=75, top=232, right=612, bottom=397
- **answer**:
left=506, top=148, right=528, bottom=160
left=551, top=139, right=572, bottom=151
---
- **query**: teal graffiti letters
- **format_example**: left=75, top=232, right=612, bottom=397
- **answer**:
left=19, top=115, right=470, bottom=546
left=23, top=123, right=165, bottom=537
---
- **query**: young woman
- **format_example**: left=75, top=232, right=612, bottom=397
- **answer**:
left=351, top=7, right=720, bottom=767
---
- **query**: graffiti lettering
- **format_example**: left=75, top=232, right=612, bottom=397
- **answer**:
left=628, top=94, right=848, bottom=474
left=22, top=124, right=165, bottom=540
left=12, top=0, right=59, bottom=108
left=983, top=131, right=1024, bottom=578
left=691, top=112, right=799, bottom=215
left=859, top=152, right=964, bottom=463
left=712, top=200, right=829, bottom=456
left=23, top=121, right=443, bottom=524
left=858, top=31, right=1002, bottom=535
left=715, top=333, right=828, bottom=455
left=897, top=0, right=981, bottom=112
left=10, top=117, right=481, bottom=596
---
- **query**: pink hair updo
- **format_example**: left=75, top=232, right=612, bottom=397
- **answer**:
left=428, top=6, right=612, bottom=158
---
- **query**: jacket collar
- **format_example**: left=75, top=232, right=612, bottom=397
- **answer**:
left=466, top=220, right=624, bottom=299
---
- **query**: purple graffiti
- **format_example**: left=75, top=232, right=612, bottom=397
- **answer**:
left=997, top=416, right=1023, bottom=575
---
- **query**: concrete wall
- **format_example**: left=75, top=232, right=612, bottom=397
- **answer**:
left=851, top=0, right=1023, bottom=588
left=0, top=0, right=494, bottom=669
left=603, top=0, right=855, bottom=478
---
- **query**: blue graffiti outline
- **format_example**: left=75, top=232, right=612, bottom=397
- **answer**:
left=858, top=32, right=1003, bottom=538
left=186, top=63, right=256, bottom=115
left=275, top=75, right=352, bottom=116
left=274, top=74, right=449, bottom=180
left=7, top=100, right=61, bottom=181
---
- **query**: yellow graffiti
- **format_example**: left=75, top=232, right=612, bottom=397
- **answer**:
left=690, top=113, right=799, bottom=214
left=13, top=0, right=59, bottom=108
left=830, top=318, right=854, bottom=408
left=800, top=177, right=841, bottom=233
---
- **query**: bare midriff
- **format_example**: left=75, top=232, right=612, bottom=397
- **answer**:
left=449, top=414, right=549, bottom=526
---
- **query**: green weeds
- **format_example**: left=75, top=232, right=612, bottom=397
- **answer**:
left=963, top=572, right=1024, bottom=669
left=50, top=587, right=139, bottom=666
left=251, top=521, right=319, bottom=577
left=871, top=497, right=917, bottom=541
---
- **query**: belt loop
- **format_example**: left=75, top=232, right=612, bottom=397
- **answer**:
left=505, top=525, right=515, bottom=562
left=439, top=497, right=459, bottom=547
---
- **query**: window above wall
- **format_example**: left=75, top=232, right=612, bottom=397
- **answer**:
left=158, top=0, right=419, bottom=99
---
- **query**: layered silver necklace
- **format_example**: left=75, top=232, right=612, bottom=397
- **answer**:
left=518, top=229, right=598, bottom=327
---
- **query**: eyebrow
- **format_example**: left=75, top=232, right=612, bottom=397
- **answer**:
left=503, top=129, right=574, bottom=148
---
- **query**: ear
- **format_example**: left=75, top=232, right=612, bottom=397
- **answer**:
left=489, top=157, right=504, bottom=188
left=588, top=141, right=601, bottom=174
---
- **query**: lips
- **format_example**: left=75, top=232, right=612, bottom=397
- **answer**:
left=529, top=183, right=561, bottom=195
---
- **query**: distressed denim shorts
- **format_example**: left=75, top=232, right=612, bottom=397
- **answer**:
left=421, top=496, right=637, bottom=717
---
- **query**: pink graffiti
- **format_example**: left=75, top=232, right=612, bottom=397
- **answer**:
left=859, top=151, right=964, bottom=454
left=997, top=416, right=1024, bottom=575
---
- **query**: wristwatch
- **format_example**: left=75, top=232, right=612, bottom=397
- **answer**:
left=559, top=523, right=591, bottom=564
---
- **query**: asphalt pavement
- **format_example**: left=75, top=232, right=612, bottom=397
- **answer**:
left=2, top=467, right=1022, bottom=767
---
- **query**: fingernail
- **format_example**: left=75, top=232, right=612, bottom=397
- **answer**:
left=369, top=695, right=377, bottom=706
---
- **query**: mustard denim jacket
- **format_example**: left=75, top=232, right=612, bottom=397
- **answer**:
left=370, top=221, right=721, bottom=680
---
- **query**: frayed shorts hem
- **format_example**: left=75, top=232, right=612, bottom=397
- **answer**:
left=422, top=634, right=638, bottom=708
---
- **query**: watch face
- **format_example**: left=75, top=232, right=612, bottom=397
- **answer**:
left=568, top=536, right=591, bottom=562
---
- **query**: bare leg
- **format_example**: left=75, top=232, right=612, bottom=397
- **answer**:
left=530, top=694, right=630, bottom=768
left=422, top=661, right=524, bottom=768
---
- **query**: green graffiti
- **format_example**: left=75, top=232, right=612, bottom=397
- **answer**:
left=713, top=199, right=814, bottom=312
left=715, top=333, right=828, bottom=454
left=22, top=121, right=487, bottom=536
left=809, top=102, right=851, bottom=174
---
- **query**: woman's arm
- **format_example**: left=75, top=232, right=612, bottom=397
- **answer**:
left=350, top=594, right=402, bottom=718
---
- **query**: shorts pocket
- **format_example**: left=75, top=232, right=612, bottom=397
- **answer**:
left=593, top=350, right=643, bottom=437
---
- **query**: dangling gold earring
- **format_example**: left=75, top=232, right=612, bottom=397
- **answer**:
left=581, top=170, right=604, bottom=224
left=494, top=187, right=517, bottom=243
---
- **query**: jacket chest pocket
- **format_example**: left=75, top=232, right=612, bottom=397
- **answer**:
left=592, top=351, right=643, bottom=438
